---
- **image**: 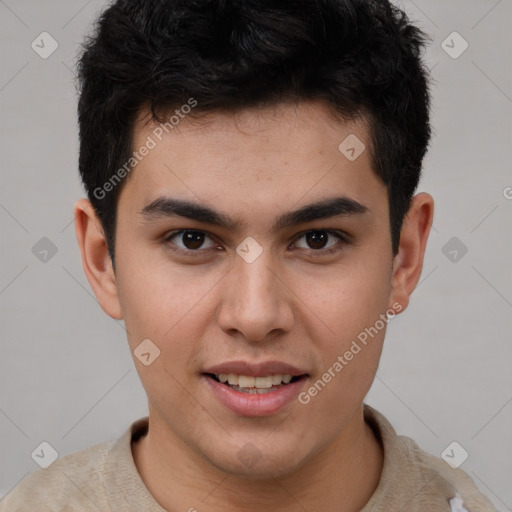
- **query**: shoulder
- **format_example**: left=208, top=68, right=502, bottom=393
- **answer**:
left=0, top=437, right=115, bottom=512
left=403, top=437, right=498, bottom=512
left=363, top=404, right=498, bottom=512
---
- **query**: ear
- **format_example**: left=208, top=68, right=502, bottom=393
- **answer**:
left=74, top=198, right=123, bottom=320
left=388, top=192, right=434, bottom=312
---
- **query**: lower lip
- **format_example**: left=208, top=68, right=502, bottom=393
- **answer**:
left=203, top=375, right=307, bottom=417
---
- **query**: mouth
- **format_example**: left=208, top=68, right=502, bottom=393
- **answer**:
left=203, top=372, right=307, bottom=394
left=201, top=362, right=310, bottom=416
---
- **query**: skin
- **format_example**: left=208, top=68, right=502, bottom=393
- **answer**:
left=74, top=99, right=434, bottom=512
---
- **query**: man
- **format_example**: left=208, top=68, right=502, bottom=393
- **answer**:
left=0, top=0, right=497, bottom=510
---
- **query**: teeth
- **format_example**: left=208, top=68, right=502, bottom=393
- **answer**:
left=238, top=375, right=255, bottom=387
left=255, top=376, right=273, bottom=388
left=215, top=374, right=295, bottom=388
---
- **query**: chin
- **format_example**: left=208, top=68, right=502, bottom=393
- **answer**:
left=202, top=441, right=311, bottom=480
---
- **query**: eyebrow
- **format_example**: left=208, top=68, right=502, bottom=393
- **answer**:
left=139, top=195, right=369, bottom=233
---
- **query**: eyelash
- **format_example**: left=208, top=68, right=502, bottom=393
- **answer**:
left=162, top=229, right=351, bottom=257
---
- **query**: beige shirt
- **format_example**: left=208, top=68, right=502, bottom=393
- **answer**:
left=0, top=405, right=497, bottom=511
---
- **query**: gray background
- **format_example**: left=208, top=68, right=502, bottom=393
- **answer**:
left=1, top=0, right=511, bottom=509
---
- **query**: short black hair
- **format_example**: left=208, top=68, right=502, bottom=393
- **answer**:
left=76, top=0, right=432, bottom=264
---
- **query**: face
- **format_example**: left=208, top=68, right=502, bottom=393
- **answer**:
left=111, top=100, right=400, bottom=477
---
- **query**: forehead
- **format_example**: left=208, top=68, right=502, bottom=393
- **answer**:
left=135, top=99, right=370, bottom=158
left=119, top=100, right=385, bottom=226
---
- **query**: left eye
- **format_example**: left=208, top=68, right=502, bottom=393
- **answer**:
left=293, top=230, right=347, bottom=254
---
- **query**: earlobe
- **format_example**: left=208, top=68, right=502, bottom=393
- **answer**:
left=74, top=198, right=123, bottom=320
left=389, top=193, right=434, bottom=312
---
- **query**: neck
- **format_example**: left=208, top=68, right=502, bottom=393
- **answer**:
left=132, top=405, right=383, bottom=512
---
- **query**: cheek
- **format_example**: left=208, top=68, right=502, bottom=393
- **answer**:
left=298, top=274, right=390, bottom=420
left=115, top=260, right=210, bottom=406
left=115, top=251, right=218, bottom=353
left=298, top=255, right=392, bottom=343
left=296, top=252, right=392, bottom=403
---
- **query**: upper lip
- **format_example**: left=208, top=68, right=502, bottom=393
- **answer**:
left=203, top=360, right=308, bottom=377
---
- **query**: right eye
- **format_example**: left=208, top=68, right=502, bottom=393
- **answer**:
left=162, top=229, right=220, bottom=256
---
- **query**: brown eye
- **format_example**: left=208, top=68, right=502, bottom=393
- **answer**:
left=294, top=230, right=346, bottom=253
left=164, top=230, right=217, bottom=253
left=180, top=231, right=206, bottom=250
left=304, top=231, right=330, bottom=250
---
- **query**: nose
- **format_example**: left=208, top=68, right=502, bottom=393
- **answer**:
left=217, top=247, right=294, bottom=343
